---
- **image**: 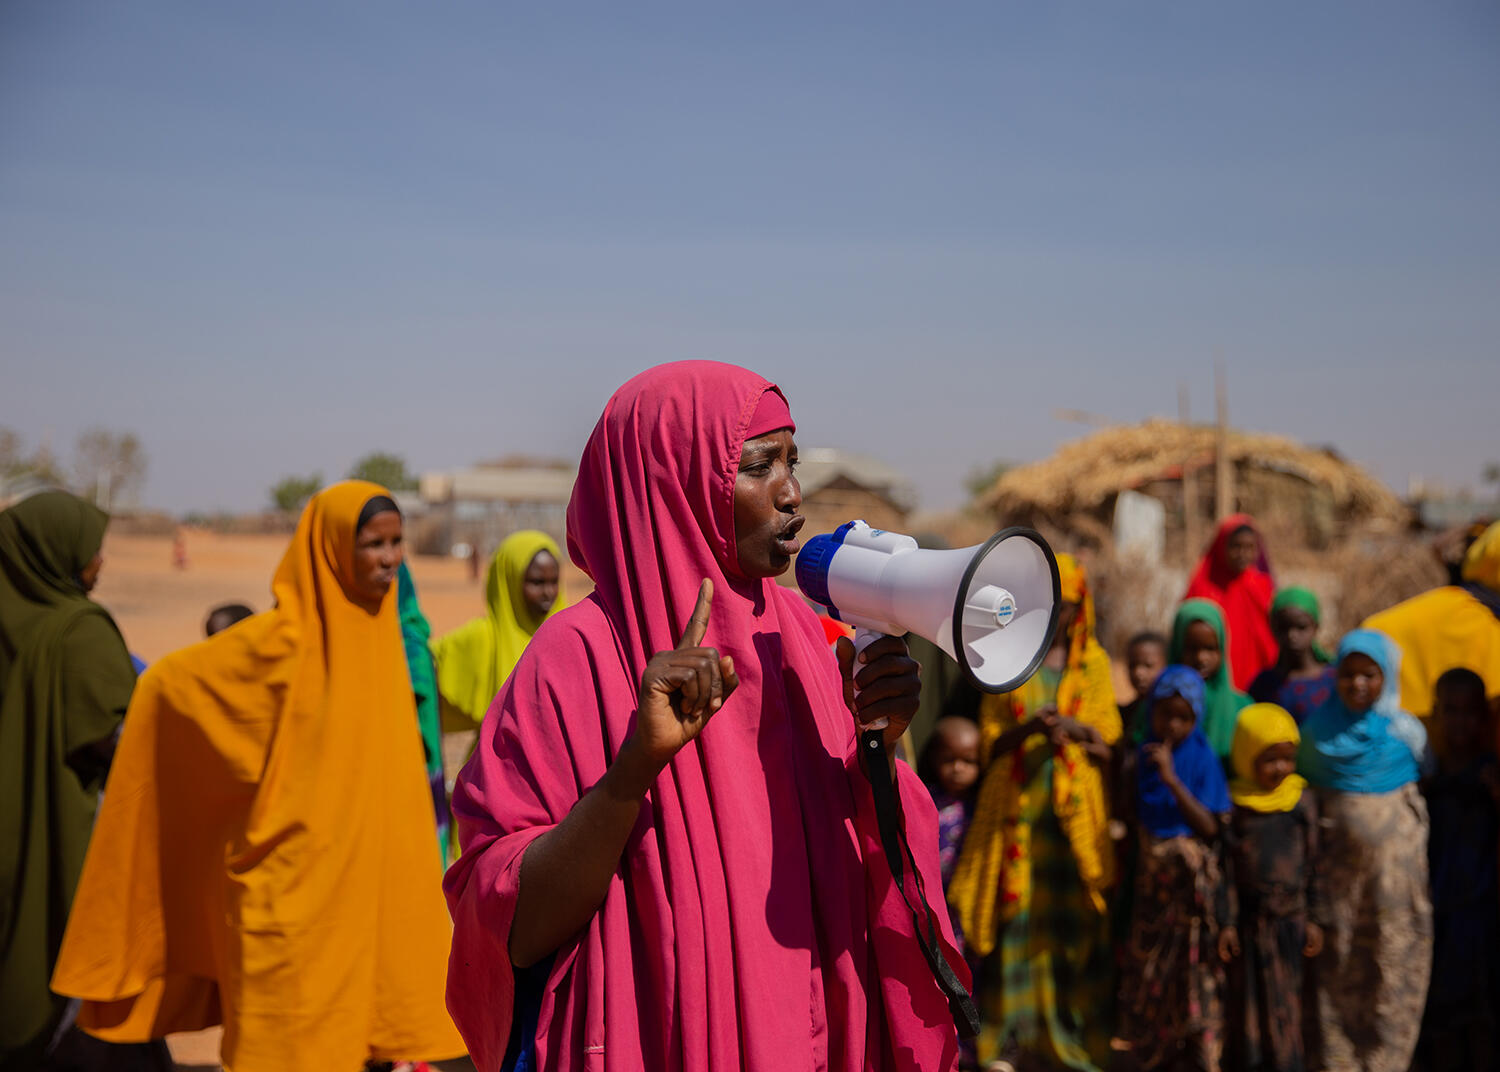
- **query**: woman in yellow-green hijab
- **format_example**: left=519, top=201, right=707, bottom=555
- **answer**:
left=432, top=531, right=567, bottom=729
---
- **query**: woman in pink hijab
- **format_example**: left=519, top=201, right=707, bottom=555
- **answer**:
left=444, top=361, right=966, bottom=1071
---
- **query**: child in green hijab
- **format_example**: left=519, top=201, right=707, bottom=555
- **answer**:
left=1247, top=587, right=1335, bottom=723
left=1171, top=599, right=1253, bottom=759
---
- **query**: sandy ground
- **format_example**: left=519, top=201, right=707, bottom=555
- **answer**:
left=93, top=528, right=597, bottom=663
left=90, top=530, right=589, bottom=1069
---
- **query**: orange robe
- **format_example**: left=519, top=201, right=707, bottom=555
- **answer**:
left=52, top=481, right=464, bottom=1071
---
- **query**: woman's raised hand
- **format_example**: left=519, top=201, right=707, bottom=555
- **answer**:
left=630, top=579, right=740, bottom=772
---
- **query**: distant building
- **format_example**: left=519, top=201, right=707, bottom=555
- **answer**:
left=793, top=446, right=916, bottom=545
left=414, top=463, right=575, bottom=558
left=413, top=447, right=917, bottom=570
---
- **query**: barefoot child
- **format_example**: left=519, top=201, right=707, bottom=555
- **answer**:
left=1221, top=704, right=1323, bottom=1072
left=1119, top=665, right=1232, bottom=1071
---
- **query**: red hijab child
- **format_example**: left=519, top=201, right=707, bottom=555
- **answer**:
left=1185, top=515, right=1278, bottom=692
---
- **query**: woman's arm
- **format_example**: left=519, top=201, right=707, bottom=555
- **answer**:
left=508, top=739, right=666, bottom=967
left=986, top=709, right=1050, bottom=763
left=509, top=580, right=737, bottom=968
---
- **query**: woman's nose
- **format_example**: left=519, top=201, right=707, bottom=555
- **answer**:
left=777, top=474, right=802, bottom=509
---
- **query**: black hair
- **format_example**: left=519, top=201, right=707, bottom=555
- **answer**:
left=355, top=495, right=401, bottom=533
left=204, top=602, right=254, bottom=637
left=1435, top=667, right=1487, bottom=704
left=1125, top=631, right=1168, bottom=655
left=917, top=715, right=979, bottom=786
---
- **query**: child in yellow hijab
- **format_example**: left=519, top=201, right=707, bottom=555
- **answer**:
left=1221, top=703, right=1323, bottom=1072
left=431, top=530, right=567, bottom=729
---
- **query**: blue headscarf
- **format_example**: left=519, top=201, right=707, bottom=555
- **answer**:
left=1136, top=665, right=1232, bottom=838
left=1298, top=629, right=1426, bottom=794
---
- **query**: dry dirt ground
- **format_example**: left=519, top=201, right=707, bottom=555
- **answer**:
left=90, top=530, right=591, bottom=1069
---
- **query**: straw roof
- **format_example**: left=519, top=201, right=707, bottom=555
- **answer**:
left=983, top=419, right=1406, bottom=523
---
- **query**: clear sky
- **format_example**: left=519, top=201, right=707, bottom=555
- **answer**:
left=4, top=2, right=1497, bottom=515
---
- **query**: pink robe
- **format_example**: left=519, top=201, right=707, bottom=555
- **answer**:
left=443, top=361, right=965, bottom=1071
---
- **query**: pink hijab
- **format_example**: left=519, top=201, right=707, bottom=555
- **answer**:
left=444, top=361, right=963, bottom=1071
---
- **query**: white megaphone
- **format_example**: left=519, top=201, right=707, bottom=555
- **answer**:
left=795, top=520, right=1060, bottom=1043
left=795, top=520, right=1062, bottom=699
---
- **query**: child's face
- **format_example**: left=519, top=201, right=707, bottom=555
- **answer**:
left=931, top=726, right=981, bottom=797
left=1226, top=527, right=1260, bottom=574
left=1271, top=606, right=1317, bottom=658
left=1127, top=641, right=1167, bottom=697
left=1181, top=621, right=1223, bottom=681
left=1435, top=684, right=1487, bottom=755
left=1150, top=694, right=1197, bottom=748
left=1253, top=741, right=1298, bottom=792
left=1335, top=652, right=1385, bottom=713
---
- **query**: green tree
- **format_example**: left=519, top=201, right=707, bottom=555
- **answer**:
left=270, top=474, right=323, bottom=514
left=1, top=426, right=66, bottom=486
left=73, top=427, right=147, bottom=509
left=347, top=451, right=417, bottom=491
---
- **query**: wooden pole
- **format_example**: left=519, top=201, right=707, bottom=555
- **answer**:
left=1215, top=359, right=1233, bottom=520
left=1180, top=381, right=1198, bottom=567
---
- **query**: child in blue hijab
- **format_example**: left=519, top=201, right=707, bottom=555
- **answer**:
left=1119, top=665, right=1232, bottom=1071
left=1298, top=629, right=1431, bottom=1072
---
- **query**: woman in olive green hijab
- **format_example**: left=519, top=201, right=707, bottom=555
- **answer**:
left=0, top=490, right=137, bottom=1066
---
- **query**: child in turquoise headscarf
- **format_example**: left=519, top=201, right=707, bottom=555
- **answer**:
left=1299, top=630, right=1431, bottom=1072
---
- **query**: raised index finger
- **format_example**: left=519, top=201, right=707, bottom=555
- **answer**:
left=677, top=578, right=714, bottom=650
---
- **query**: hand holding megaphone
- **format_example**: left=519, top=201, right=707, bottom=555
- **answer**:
left=832, top=631, right=921, bottom=747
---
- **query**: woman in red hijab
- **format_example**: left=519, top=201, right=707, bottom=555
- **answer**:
left=443, top=361, right=967, bottom=1071
left=1184, top=514, right=1277, bottom=692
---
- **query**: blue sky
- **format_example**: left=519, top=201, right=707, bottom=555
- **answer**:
left=3, top=2, right=1497, bottom=513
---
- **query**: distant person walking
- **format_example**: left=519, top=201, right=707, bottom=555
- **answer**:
left=51, top=482, right=465, bottom=1072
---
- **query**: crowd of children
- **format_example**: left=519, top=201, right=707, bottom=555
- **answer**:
left=920, top=515, right=1500, bottom=1072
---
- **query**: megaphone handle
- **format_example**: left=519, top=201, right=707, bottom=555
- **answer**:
left=851, top=627, right=891, bottom=733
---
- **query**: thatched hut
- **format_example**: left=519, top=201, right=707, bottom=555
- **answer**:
left=981, top=421, right=1433, bottom=651
left=982, top=419, right=1410, bottom=562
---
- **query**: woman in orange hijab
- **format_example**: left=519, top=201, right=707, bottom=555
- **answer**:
left=51, top=481, right=465, bottom=1072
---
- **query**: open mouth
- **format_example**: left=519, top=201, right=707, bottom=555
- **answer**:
left=773, top=515, right=805, bottom=556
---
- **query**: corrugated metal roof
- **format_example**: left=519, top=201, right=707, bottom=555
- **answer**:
left=421, top=466, right=577, bottom=504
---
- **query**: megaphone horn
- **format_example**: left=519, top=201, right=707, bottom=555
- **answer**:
left=795, top=520, right=1062, bottom=695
